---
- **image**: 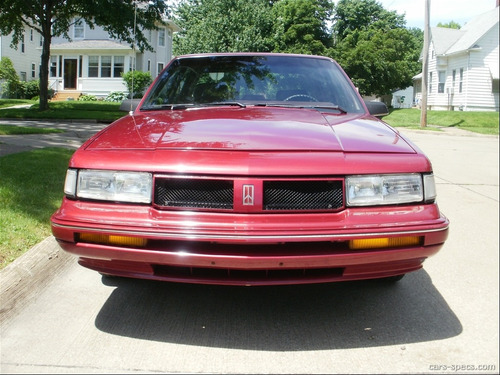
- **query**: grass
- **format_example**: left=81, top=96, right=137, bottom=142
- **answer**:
left=0, top=99, right=124, bottom=122
left=0, top=124, right=64, bottom=135
left=0, top=148, right=74, bottom=269
left=383, top=108, right=499, bottom=135
left=0, top=99, right=36, bottom=109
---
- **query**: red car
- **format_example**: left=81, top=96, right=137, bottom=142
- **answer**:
left=51, top=53, right=449, bottom=286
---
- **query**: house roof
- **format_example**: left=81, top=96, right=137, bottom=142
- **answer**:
left=431, top=7, right=499, bottom=56
left=430, top=27, right=464, bottom=55
left=50, top=40, right=132, bottom=52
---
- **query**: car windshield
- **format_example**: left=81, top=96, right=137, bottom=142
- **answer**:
left=140, top=54, right=365, bottom=113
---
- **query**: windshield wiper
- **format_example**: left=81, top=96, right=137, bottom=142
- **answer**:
left=200, top=101, right=247, bottom=108
left=254, top=102, right=347, bottom=114
left=142, top=102, right=247, bottom=111
left=141, top=103, right=195, bottom=111
left=310, top=105, right=348, bottom=114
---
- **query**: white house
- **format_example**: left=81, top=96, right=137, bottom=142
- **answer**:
left=391, top=87, right=414, bottom=109
left=413, top=6, right=499, bottom=111
left=0, top=27, right=43, bottom=84
left=1, top=18, right=180, bottom=99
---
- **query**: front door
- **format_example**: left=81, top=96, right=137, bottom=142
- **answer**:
left=63, top=59, right=77, bottom=89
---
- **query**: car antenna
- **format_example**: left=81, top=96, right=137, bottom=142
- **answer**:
left=129, top=1, right=137, bottom=116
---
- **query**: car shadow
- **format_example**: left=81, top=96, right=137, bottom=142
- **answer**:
left=94, top=270, right=462, bottom=351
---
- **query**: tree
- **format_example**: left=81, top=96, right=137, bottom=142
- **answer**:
left=330, top=0, right=422, bottom=97
left=333, top=27, right=421, bottom=96
left=332, top=0, right=405, bottom=41
left=437, top=21, right=461, bottom=29
left=0, top=0, right=169, bottom=111
left=0, top=57, right=21, bottom=98
left=173, top=0, right=275, bottom=55
left=272, top=0, right=333, bottom=55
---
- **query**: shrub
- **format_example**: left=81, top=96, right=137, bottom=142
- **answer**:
left=105, top=91, right=128, bottom=102
left=122, top=71, right=153, bottom=98
left=0, top=57, right=21, bottom=98
left=78, top=94, right=98, bottom=101
left=24, top=80, right=40, bottom=99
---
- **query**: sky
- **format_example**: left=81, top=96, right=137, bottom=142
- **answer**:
left=376, top=0, right=498, bottom=29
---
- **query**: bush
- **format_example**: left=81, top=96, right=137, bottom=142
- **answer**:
left=24, top=80, right=40, bottom=99
left=122, top=71, right=153, bottom=98
left=105, top=91, right=128, bottom=102
left=0, top=57, right=21, bottom=99
left=78, top=94, right=98, bottom=101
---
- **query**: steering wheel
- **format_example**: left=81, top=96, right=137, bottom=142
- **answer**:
left=284, top=94, right=319, bottom=102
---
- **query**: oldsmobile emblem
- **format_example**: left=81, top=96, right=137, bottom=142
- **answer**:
left=242, top=184, right=255, bottom=206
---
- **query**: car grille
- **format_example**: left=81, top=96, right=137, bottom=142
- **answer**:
left=263, top=180, right=343, bottom=210
left=154, top=177, right=344, bottom=212
left=155, top=178, right=234, bottom=209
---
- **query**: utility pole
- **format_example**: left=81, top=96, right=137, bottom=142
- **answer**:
left=420, top=0, right=430, bottom=128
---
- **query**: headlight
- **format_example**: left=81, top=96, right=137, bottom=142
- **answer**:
left=346, top=174, right=424, bottom=206
left=64, top=169, right=152, bottom=203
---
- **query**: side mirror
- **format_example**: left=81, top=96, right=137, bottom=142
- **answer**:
left=364, top=101, right=389, bottom=118
left=119, top=99, right=141, bottom=112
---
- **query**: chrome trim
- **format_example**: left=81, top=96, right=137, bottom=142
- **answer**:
left=52, top=222, right=449, bottom=242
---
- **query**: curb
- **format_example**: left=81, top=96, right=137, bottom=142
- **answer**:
left=0, top=236, right=73, bottom=324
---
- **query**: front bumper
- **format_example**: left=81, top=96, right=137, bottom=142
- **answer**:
left=51, top=199, right=449, bottom=285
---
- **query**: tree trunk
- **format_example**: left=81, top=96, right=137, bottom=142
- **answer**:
left=38, top=9, right=52, bottom=111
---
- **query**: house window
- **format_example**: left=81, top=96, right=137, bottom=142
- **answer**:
left=429, top=72, right=433, bottom=93
left=101, top=56, right=112, bottom=77
left=50, top=56, right=58, bottom=77
left=452, top=69, right=456, bottom=91
left=20, top=72, right=27, bottom=81
left=113, top=56, right=124, bottom=77
left=158, top=28, right=166, bottom=47
left=74, top=19, right=85, bottom=39
left=438, top=71, right=445, bottom=93
left=30, top=29, right=34, bottom=42
left=39, top=36, right=43, bottom=47
left=459, top=68, right=464, bottom=93
left=21, top=34, right=25, bottom=53
left=88, top=56, right=99, bottom=77
left=31, top=63, right=36, bottom=78
left=157, top=63, right=164, bottom=76
left=147, top=60, right=151, bottom=72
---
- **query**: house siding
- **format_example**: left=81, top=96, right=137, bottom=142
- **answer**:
left=0, top=26, right=43, bottom=92
left=1, top=19, right=178, bottom=98
left=419, top=11, right=499, bottom=112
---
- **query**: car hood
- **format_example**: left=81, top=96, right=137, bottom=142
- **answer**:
left=86, top=107, right=415, bottom=153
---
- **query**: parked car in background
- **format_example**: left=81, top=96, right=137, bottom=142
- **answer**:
left=51, top=53, right=449, bottom=286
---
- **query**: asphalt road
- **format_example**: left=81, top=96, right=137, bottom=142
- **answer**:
left=1, top=126, right=498, bottom=374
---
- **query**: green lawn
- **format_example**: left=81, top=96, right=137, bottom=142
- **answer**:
left=0, top=99, right=36, bottom=109
left=0, top=148, right=74, bottom=269
left=0, top=124, right=64, bottom=135
left=0, top=99, right=124, bottom=122
left=383, top=108, right=499, bottom=135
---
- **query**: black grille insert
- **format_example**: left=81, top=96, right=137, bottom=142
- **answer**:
left=263, top=180, right=343, bottom=210
left=155, top=178, right=233, bottom=209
